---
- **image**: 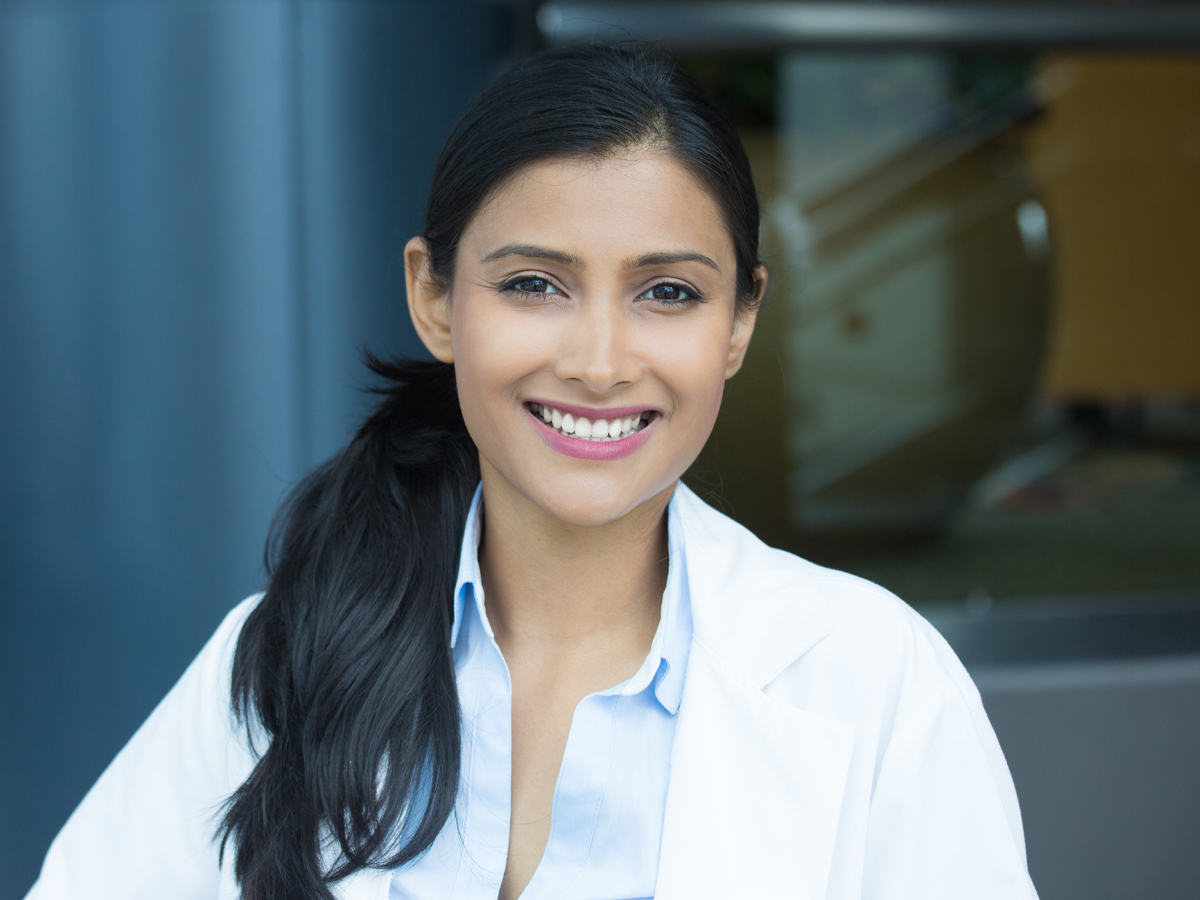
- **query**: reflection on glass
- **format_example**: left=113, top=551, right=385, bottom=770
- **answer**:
left=685, top=52, right=1200, bottom=604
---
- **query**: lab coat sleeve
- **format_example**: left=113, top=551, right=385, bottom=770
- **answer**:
left=860, top=680, right=1040, bottom=900
left=25, top=595, right=262, bottom=900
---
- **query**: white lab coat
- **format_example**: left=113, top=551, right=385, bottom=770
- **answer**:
left=27, top=483, right=1038, bottom=899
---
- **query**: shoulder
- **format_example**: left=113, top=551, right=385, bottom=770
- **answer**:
left=117, top=591, right=267, bottom=773
left=675, top=487, right=1030, bottom=869
left=674, top=484, right=976, bottom=717
left=779, top=563, right=979, bottom=731
left=178, top=593, right=265, bottom=738
left=201, top=592, right=264, bottom=675
left=27, top=595, right=266, bottom=899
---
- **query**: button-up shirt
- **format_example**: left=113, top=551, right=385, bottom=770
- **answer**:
left=389, top=485, right=693, bottom=900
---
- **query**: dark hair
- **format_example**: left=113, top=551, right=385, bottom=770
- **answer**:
left=425, top=45, right=763, bottom=310
left=221, top=44, right=763, bottom=899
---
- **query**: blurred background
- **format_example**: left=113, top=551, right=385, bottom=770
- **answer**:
left=1, top=1, right=1197, bottom=897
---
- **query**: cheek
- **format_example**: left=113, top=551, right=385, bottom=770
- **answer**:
left=651, top=317, right=732, bottom=436
left=451, top=301, right=503, bottom=433
left=450, top=294, right=546, bottom=438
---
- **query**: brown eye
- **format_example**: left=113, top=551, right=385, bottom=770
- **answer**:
left=639, top=282, right=699, bottom=304
left=502, top=276, right=561, bottom=296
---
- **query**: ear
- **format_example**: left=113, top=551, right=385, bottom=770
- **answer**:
left=725, top=265, right=767, bottom=379
left=405, top=236, right=454, bottom=363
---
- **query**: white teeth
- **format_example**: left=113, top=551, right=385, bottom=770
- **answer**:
left=532, top=404, right=649, bottom=441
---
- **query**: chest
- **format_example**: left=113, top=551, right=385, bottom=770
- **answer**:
left=388, top=615, right=678, bottom=900
left=501, top=673, right=604, bottom=899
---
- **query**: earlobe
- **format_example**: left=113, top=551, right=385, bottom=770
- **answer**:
left=725, top=265, right=767, bottom=379
left=405, top=236, right=455, bottom=363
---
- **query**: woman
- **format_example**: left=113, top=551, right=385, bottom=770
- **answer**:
left=28, top=45, right=1037, bottom=900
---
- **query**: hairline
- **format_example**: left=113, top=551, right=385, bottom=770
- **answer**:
left=428, top=139, right=745, bottom=297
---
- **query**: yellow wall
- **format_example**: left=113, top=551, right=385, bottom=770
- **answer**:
left=1027, top=56, right=1200, bottom=398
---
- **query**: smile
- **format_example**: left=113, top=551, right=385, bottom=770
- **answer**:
left=526, top=402, right=652, bottom=442
left=524, top=401, right=659, bottom=462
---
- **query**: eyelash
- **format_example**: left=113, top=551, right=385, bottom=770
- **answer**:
left=497, top=275, right=704, bottom=306
left=499, top=275, right=562, bottom=298
left=638, top=282, right=704, bottom=305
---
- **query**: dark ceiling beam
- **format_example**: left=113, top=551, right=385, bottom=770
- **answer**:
left=538, top=2, right=1200, bottom=51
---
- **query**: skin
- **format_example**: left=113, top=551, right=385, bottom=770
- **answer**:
left=405, top=149, right=765, bottom=899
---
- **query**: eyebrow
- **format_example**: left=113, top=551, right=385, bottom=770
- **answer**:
left=482, top=244, right=584, bottom=267
left=482, top=244, right=721, bottom=273
left=628, top=251, right=721, bottom=272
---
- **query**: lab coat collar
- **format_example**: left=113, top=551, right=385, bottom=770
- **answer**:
left=304, top=482, right=851, bottom=900
left=452, top=480, right=833, bottom=690
left=657, top=483, right=855, bottom=900
left=671, top=481, right=835, bottom=688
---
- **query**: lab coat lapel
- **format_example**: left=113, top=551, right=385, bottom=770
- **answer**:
left=655, top=643, right=856, bottom=899
left=670, top=484, right=834, bottom=688
left=655, top=485, right=856, bottom=898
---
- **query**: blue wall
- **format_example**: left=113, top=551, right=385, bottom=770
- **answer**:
left=0, top=2, right=512, bottom=894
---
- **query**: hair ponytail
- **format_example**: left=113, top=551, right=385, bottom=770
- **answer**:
left=221, top=44, right=763, bottom=899
left=220, top=358, right=478, bottom=898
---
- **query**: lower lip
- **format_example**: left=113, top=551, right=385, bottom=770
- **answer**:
left=528, top=408, right=657, bottom=461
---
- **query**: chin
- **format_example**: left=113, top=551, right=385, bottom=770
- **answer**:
left=525, top=474, right=655, bottom=527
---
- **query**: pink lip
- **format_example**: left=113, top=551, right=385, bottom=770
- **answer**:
left=527, top=406, right=658, bottom=461
left=525, top=399, right=658, bottom=421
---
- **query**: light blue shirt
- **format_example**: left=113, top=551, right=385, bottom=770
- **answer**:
left=389, top=485, right=693, bottom=900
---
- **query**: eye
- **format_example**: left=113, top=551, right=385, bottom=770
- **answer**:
left=638, top=282, right=702, bottom=305
left=500, top=275, right=561, bottom=296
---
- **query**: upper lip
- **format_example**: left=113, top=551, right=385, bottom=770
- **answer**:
left=525, top=399, right=660, bottom=420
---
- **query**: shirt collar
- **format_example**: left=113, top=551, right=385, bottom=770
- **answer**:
left=450, top=482, right=487, bottom=649
left=449, top=482, right=692, bottom=715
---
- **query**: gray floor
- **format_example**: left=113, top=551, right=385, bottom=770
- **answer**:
left=980, top=656, right=1200, bottom=900
left=923, top=598, right=1200, bottom=900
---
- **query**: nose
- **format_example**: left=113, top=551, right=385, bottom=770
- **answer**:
left=554, top=290, right=639, bottom=394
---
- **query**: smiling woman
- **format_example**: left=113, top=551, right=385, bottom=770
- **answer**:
left=412, top=151, right=755, bottom=529
left=26, top=46, right=1037, bottom=900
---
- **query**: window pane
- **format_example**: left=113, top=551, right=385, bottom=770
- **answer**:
left=683, top=52, right=1200, bottom=606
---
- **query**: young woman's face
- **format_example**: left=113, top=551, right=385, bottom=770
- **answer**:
left=409, top=151, right=760, bottom=527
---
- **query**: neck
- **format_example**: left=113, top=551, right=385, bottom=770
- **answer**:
left=476, top=464, right=672, bottom=669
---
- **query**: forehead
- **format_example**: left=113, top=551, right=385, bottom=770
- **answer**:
left=462, top=152, right=734, bottom=267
